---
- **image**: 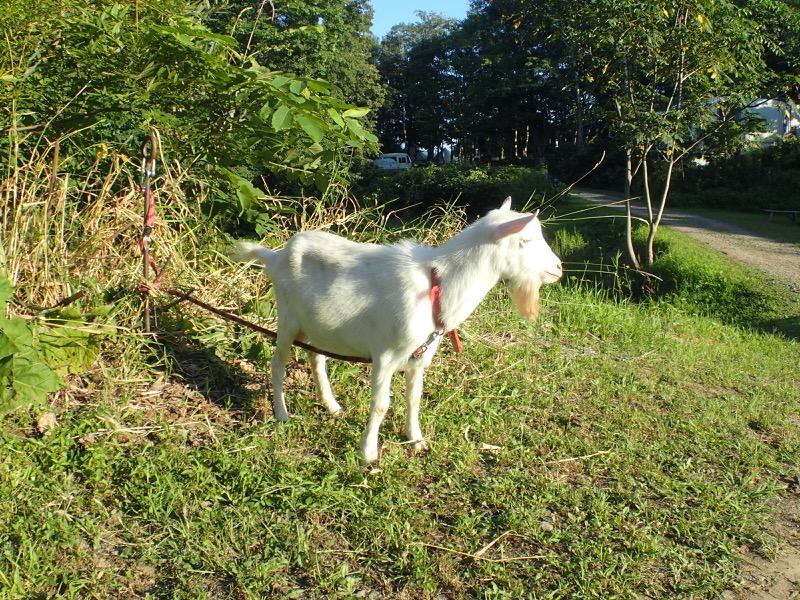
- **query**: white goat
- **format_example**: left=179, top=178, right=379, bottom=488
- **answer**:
left=235, top=197, right=562, bottom=465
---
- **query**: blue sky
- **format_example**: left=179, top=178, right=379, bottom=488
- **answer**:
left=369, top=0, right=471, bottom=39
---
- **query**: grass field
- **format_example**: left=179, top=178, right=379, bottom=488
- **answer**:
left=1, top=196, right=799, bottom=599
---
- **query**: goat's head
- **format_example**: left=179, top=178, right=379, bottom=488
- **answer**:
left=490, top=197, right=562, bottom=321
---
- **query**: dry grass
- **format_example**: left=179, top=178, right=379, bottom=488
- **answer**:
left=2, top=142, right=190, bottom=312
left=1, top=137, right=468, bottom=405
left=2, top=140, right=469, bottom=316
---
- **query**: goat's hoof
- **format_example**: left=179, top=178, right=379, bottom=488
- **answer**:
left=410, top=439, right=429, bottom=454
left=359, top=446, right=381, bottom=467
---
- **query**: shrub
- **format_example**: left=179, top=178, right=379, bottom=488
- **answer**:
left=2, top=0, right=378, bottom=229
left=548, top=141, right=627, bottom=191
left=354, top=163, right=557, bottom=216
left=668, top=138, right=800, bottom=210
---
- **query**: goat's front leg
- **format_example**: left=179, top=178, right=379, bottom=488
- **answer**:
left=403, top=366, right=428, bottom=452
left=359, top=360, right=394, bottom=466
left=308, top=352, right=341, bottom=415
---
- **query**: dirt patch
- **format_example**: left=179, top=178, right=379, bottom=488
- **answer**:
left=729, top=489, right=800, bottom=599
left=575, top=189, right=800, bottom=598
left=659, top=213, right=800, bottom=294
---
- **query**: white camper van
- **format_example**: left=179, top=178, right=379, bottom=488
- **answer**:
left=373, top=153, right=413, bottom=170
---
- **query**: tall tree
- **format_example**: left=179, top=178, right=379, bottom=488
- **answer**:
left=529, top=0, right=779, bottom=268
left=375, top=12, right=459, bottom=156
left=453, top=0, right=578, bottom=163
left=210, top=1, right=384, bottom=117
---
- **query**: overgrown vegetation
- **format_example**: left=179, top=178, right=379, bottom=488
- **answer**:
left=354, top=162, right=559, bottom=217
left=549, top=196, right=800, bottom=338
left=1, top=144, right=798, bottom=597
left=1, top=0, right=379, bottom=231
left=375, top=0, right=800, bottom=270
left=669, top=137, right=800, bottom=210
left=2, top=1, right=799, bottom=597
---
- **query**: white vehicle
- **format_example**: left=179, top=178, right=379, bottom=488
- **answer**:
left=373, top=153, right=413, bottom=170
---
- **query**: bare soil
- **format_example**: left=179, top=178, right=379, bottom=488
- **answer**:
left=730, top=490, right=800, bottom=599
left=575, top=189, right=800, bottom=598
left=658, top=212, right=800, bottom=294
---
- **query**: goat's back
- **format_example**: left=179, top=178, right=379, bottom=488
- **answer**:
left=241, top=232, right=434, bottom=360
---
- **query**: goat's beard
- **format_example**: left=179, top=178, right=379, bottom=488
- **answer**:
left=510, top=278, right=541, bottom=321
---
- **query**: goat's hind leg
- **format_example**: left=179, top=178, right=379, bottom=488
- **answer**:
left=270, top=326, right=296, bottom=422
left=403, top=366, right=428, bottom=453
left=308, top=351, right=342, bottom=415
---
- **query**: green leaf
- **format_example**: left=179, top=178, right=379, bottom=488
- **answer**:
left=344, top=118, right=378, bottom=143
left=89, top=304, right=115, bottom=318
left=342, top=107, right=370, bottom=119
left=296, top=115, right=325, bottom=143
left=259, top=103, right=273, bottom=121
left=3, top=354, right=63, bottom=410
left=38, top=325, right=103, bottom=376
left=306, top=79, right=331, bottom=93
left=327, top=107, right=345, bottom=128
left=0, top=316, right=32, bottom=357
left=56, top=307, right=83, bottom=320
left=271, top=105, right=293, bottom=131
left=270, top=75, right=291, bottom=88
left=0, top=275, right=13, bottom=305
left=314, top=170, right=330, bottom=193
left=233, top=176, right=264, bottom=214
left=0, top=329, right=21, bottom=361
left=0, top=315, right=63, bottom=412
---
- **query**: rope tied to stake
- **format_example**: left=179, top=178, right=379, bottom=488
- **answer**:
left=138, top=129, right=163, bottom=332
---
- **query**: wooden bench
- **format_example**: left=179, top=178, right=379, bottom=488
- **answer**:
left=762, top=209, right=800, bottom=223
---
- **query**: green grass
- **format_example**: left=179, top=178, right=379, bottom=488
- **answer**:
left=1, top=209, right=799, bottom=598
left=649, top=227, right=800, bottom=339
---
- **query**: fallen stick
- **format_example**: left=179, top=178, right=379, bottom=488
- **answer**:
left=545, top=449, right=611, bottom=464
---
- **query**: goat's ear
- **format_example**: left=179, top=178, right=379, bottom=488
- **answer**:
left=493, top=214, right=536, bottom=239
left=500, top=196, right=512, bottom=211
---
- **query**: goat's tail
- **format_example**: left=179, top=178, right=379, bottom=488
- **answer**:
left=231, top=241, right=278, bottom=271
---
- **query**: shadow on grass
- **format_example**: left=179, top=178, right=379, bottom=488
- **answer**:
left=760, top=315, right=800, bottom=341
left=144, top=311, right=270, bottom=421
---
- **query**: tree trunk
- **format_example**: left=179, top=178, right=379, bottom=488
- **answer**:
left=643, top=157, right=676, bottom=267
left=624, top=148, right=640, bottom=270
left=575, top=77, right=584, bottom=145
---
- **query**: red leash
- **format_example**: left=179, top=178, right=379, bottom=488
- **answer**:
left=164, top=283, right=461, bottom=364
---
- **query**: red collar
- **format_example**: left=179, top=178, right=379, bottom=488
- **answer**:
left=412, top=267, right=463, bottom=359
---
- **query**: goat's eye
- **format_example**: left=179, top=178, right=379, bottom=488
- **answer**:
left=520, top=238, right=532, bottom=246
